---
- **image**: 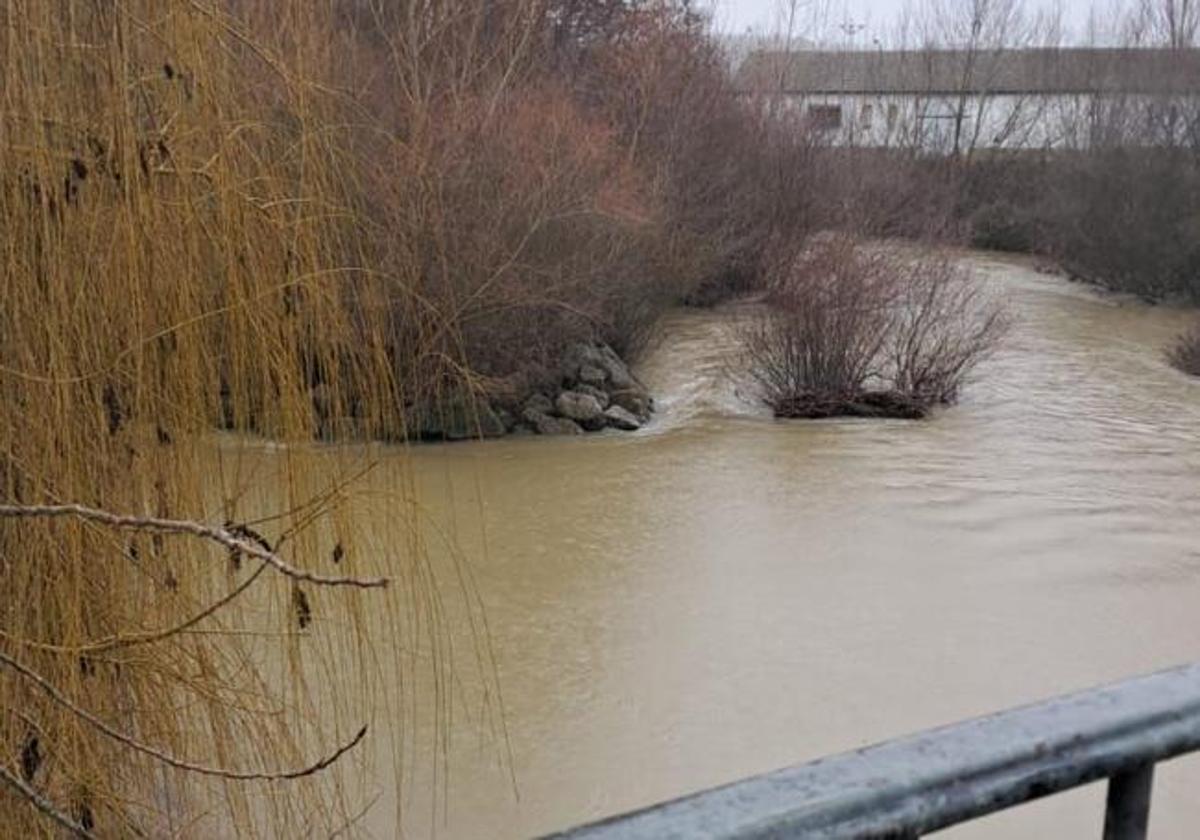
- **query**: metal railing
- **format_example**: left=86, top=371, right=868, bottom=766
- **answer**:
left=548, top=663, right=1200, bottom=840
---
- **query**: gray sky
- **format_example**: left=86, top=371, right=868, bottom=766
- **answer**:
left=710, top=0, right=1105, bottom=43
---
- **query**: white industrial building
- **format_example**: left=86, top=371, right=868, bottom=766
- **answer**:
left=735, top=48, right=1200, bottom=154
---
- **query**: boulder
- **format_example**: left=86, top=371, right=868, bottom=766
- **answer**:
left=520, top=407, right=542, bottom=427
left=603, top=405, right=641, bottom=431
left=575, top=383, right=611, bottom=409
left=495, top=408, right=518, bottom=433
left=562, top=341, right=642, bottom=389
left=597, top=344, right=639, bottom=391
left=556, top=390, right=606, bottom=431
left=577, top=364, right=608, bottom=387
left=523, top=393, right=555, bottom=416
left=524, top=410, right=583, bottom=436
left=409, top=395, right=507, bottom=441
left=610, top=388, right=652, bottom=421
left=561, top=342, right=607, bottom=384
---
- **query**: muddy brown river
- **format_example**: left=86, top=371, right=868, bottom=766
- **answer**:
left=315, top=252, right=1200, bottom=838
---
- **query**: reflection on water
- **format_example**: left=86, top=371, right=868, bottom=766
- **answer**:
left=363, top=253, right=1200, bottom=838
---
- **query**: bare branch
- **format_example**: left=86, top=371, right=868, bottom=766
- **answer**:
left=0, top=650, right=369, bottom=782
left=0, top=764, right=95, bottom=839
left=0, top=504, right=388, bottom=589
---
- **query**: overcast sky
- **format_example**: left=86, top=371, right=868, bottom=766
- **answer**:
left=710, top=0, right=1107, bottom=43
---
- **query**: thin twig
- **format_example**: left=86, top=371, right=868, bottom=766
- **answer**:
left=0, top=764, right=95, bottom=838
left=0, top=504, right=388, bottom=589
left=82, top=560, right=272, bottom=654
left=0, top=561, right=269, bottom=655
left=0, top=558, right=276, bottom=655
left=0, top=650, right=369, bottom=782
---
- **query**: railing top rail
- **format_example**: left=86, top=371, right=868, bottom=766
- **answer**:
left=548, top=663, right=1200, bottom=840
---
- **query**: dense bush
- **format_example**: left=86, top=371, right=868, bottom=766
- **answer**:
left=319, top=0, right=816, bottom=405
left=968, top=200, right=1039, bottom=253
left=1042, top=148, right=1200, bottom=301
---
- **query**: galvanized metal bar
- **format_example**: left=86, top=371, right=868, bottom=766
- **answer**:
left=1103, top=762, right=1154, bottom=840
left=547, top=663, right=1200, bottom=840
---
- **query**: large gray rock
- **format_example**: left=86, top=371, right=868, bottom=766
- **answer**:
left=578, top=364, right=608, bottom=387
left=604, top=405, right=641, bottom=431
left=561, top=342, right=605, bottom=384
left=562, top=341, right=641, bottom=392
left=524, top=410, right=583, bottom=436
left=523, top=393, right=554, bottom=416
left=556, top=390, right=605, bottom=424
left=610, top=388, right=652, bottom=421
left=597, top=344, right=639, bottom=391
left=575, top=383, right=611, bottom=409
left=410, top=395, right=507, bottom=441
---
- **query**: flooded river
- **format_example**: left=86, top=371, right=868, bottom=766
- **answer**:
left=353, top=252, right=1200, bottom=838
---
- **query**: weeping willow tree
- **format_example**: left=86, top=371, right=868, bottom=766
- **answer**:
left=0, top=1, right=508, bottom=835
left=1, top=0, right=787, bottom=831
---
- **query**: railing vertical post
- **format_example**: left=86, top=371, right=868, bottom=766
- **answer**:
left=1103, top=763, right=1155, bottom=840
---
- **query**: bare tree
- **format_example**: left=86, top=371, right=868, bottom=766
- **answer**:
left=903, top=0, right=1063, bottom=157
left=1128, top=0, right=1198, bottom=46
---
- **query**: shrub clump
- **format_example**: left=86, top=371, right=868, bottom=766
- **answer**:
left=740, top=237, right=1008, bottom=419
left=1168, top=325, right=1200, bottom=376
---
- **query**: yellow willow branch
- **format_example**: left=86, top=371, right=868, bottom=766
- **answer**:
left=0, top=560, right=269, bottom=655
left=0, top=764, right=94, bottom=839
left=0, top=504, right=388, bottom=589
left=0, top=650, right=369, bottom=782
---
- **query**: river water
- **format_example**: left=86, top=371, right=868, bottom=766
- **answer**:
left=360, top=252, right=1200, bottom=838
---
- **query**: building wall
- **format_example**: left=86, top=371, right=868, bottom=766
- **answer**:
left=768, top=92, right=1196, bottom=153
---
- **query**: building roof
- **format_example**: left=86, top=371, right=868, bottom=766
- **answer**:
left=735, top=48, right=1200, bottom=96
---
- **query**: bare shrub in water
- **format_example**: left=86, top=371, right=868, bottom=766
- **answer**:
left=740, top=238, right=1008, bottom=418
left=1168, top=325, right=1200, bottom=376
left=740, top=237, right=896, bottom=409
left=890, top=256, right=1010, bottom=404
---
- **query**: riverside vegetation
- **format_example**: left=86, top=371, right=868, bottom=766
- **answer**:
left=0, top=0, right=814, bottom=835
left=748, top=0, right=1200, bottom=377
left=1, top=0, right=1197, bottom=837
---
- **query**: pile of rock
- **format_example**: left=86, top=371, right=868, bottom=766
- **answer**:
left=518, top=342, right=654, bottom=436
left=391, top=341, right=653, bottom=441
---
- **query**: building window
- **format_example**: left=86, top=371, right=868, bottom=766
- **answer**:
left=887, top=104, right=899, bottom=130
left=808, top=104, right=843, bottom=131
left=860, top=103, right=874, bottom=130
